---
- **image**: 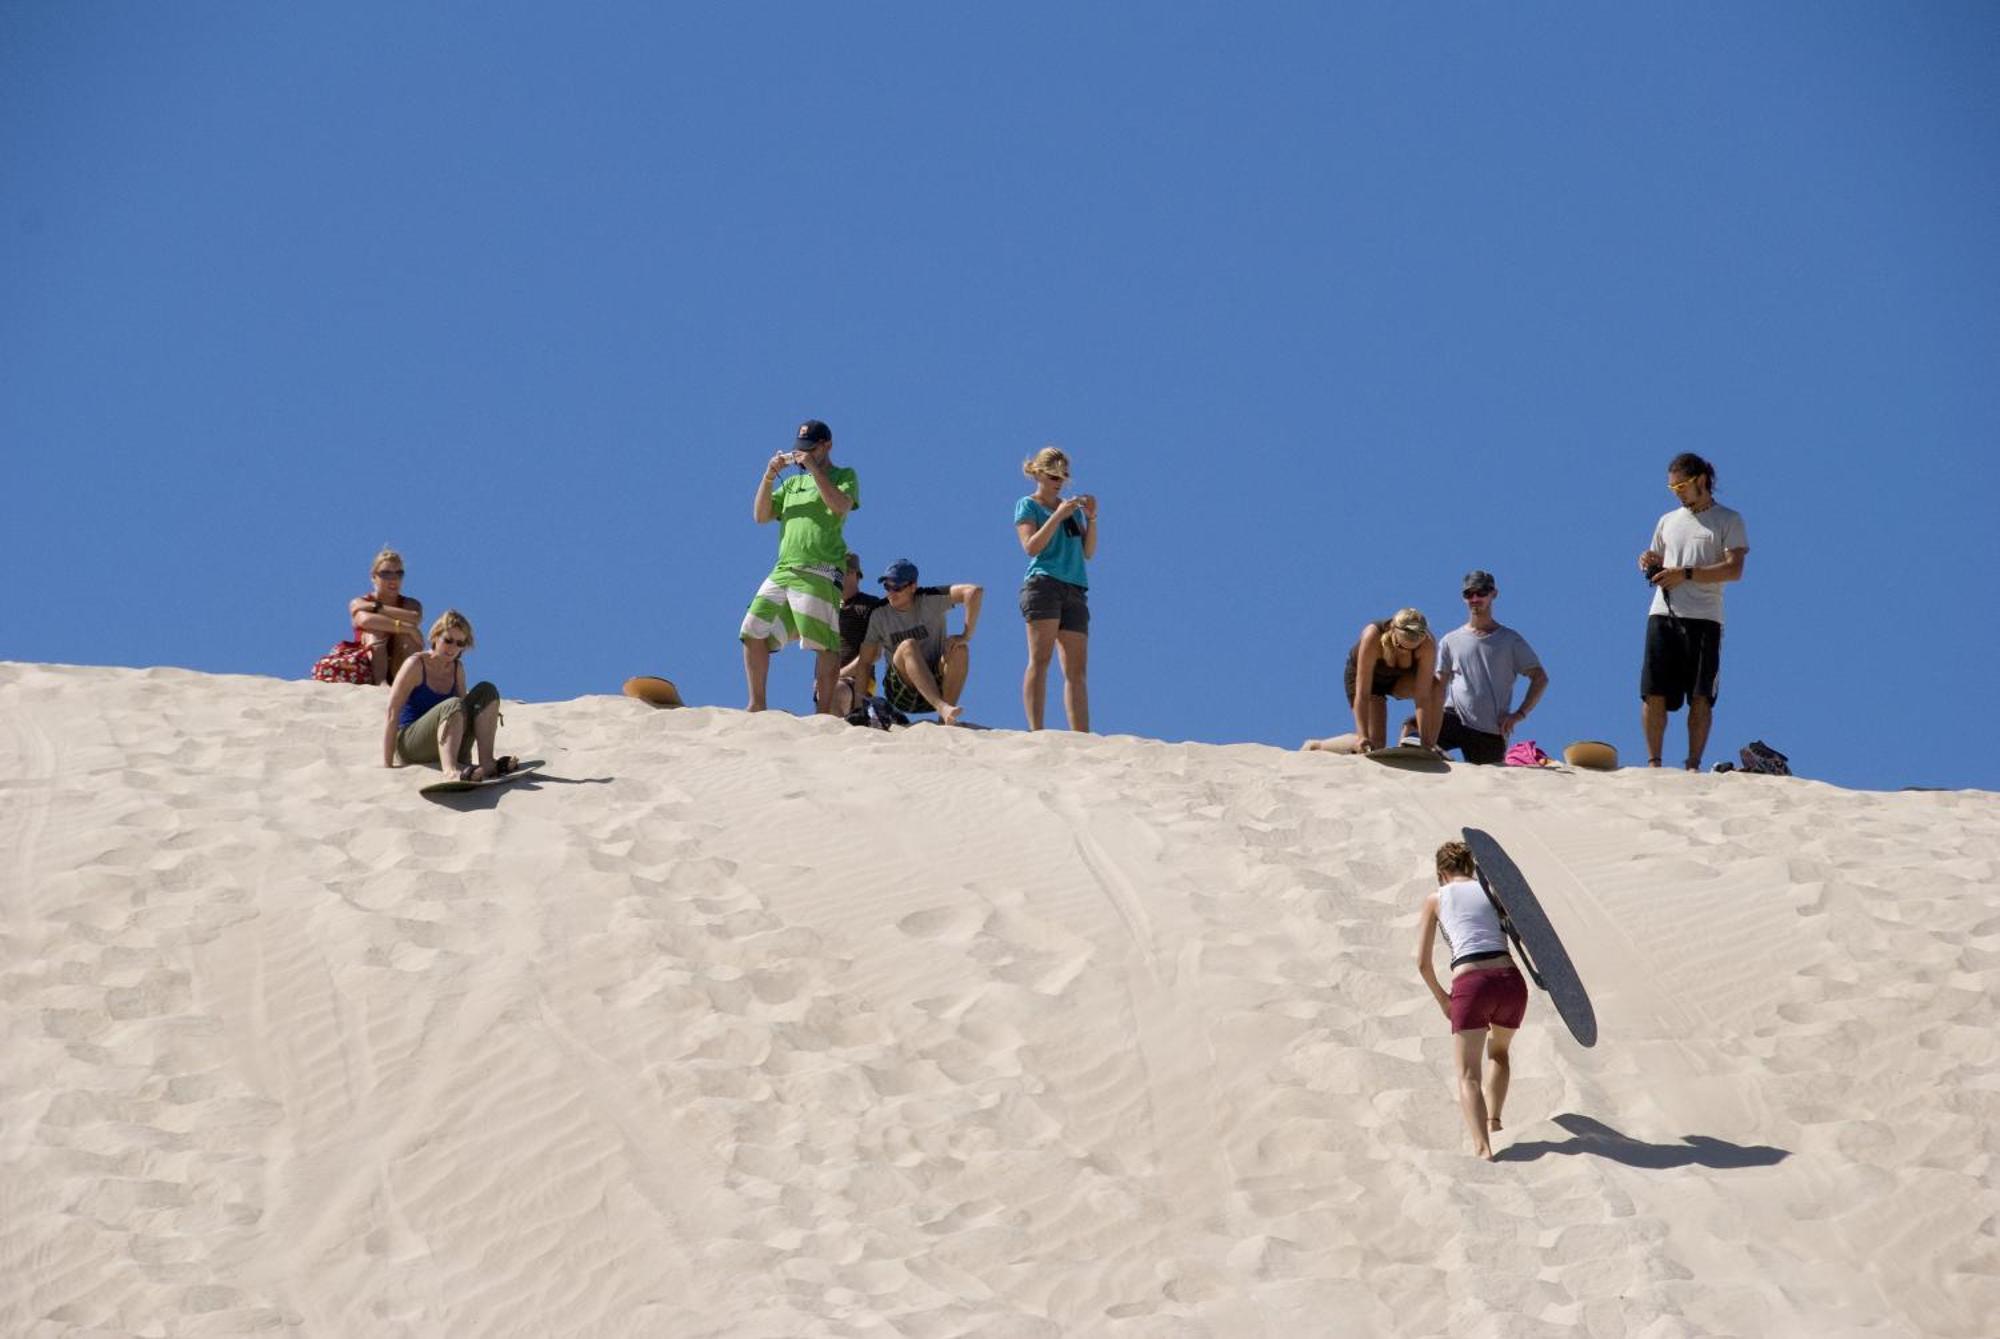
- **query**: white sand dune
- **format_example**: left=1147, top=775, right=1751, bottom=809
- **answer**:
left=2, top=662, right=1994, bottom=1337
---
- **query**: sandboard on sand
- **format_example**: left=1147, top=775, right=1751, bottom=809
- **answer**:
left=1368, top=743, right=1450, bottom=773
left=419, top=760, right=544, bottom=797
left=1462, top=827, right=1597, bottom=1047
left=623, top=676, right=683, bottom=708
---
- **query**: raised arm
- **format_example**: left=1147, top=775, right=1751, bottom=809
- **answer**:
left=803, top=458, right=854, bottom=516
left=1017, top=497, right=1081, bottom=556
left=349, top=594, right=424, bottom=639
left=753, top=454, right=790, bottom=523
left=1652, top=546, right=1750, bottom=594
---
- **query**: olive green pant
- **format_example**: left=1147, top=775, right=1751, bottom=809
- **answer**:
left=396, top=680, right=501, bottom=765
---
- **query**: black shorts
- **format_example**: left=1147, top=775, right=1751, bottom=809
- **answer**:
left=883, top=660, right=944, bottom=714
left=1437, top=709, right=1507, bottom=765
left=1641, top=614, right=1722, bottom=711
left=1020, top=575, right=1089, bottom=633
left=1343, top=647, right=1407, bottom=705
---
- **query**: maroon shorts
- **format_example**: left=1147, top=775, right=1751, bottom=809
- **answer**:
left=1449, top=964, right=1527, bottom=1032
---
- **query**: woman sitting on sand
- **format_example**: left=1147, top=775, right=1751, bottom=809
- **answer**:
left=1342, top=608, right=1440, bottom=752
left=1414, top=839, right=1527, bottom=1161
left=348, top=547, right=426, bottom=685
left=383, top=610, right=516, bottom=781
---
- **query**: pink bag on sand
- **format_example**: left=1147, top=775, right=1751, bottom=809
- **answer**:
left=1505, top=740, right=1556, bottom=767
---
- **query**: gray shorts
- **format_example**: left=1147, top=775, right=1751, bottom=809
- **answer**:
left=1019, top=575, right=1089, bottom=633
left=396, top=680, right=501, bottom=765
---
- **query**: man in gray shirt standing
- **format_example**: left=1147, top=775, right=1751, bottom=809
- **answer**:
left=1434, top=569, right=1549, bottom=765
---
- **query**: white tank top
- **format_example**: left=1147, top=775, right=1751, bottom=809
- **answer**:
left=1436, top=878, right=1508, bottom=965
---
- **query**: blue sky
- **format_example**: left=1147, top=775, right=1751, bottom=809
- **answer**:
left=6, top=4, right=1997, bottom=792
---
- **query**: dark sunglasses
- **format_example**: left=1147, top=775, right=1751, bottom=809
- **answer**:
left=1463, top=588, right=1494, bottom=599
left=377, top=569, right=405, bottom=578
left=882, top=580, right=912, bottom=592
left=441, top=636, right=468, bottom=647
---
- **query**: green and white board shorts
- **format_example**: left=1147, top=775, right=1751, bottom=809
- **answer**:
left=740, top=564, right=841, bottom=653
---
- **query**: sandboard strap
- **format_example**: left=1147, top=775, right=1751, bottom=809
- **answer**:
left=1477, top=871, right=1548, bottom=990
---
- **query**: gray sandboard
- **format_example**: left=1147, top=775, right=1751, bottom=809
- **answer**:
left=1368, top=744, right=1450, bottom=773
left=418, top=760, right=544, bottom=797
left=1462, top=826, right=1598, bottom=1047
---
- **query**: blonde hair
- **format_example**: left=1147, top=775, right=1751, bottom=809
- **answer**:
left=372, top=546, right=405, bottom=577
left=428, top=609, right=474, bottom=649
left=1022, top=446, right=1071, bottom=480
left=1435, top=840, right=1476, bottom=881
left=1380, top=607, right=1430, bottom=658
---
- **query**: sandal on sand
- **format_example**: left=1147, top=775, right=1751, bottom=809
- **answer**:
left=454, top=764, right=478, bottom=782
left=1488, top=1117, right=1504, bottom=1131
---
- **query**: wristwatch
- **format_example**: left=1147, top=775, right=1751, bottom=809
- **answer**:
left=1681, top=567, right=1693, bottom=582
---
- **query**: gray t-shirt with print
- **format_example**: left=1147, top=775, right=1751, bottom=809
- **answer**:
left=862, top=591, right=951, bottom=663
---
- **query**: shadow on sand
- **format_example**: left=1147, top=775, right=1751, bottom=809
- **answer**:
left=1499, top=1113, right=1789, bottom=1169
left=419, top=771, right=614, bottom=811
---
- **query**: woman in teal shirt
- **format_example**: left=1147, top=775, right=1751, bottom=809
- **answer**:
left=1013, top=446, right=1099, bottom=731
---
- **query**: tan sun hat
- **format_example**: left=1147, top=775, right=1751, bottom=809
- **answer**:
left=1564, top=740, right=1618, bottom=770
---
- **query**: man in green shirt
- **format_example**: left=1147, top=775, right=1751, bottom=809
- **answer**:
left=740, top=419, right=860, bottom=712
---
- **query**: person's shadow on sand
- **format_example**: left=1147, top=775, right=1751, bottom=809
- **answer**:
left=420, top=772, right=614, bottom=810
left=1499, top=1113, right=1789, bottom=1169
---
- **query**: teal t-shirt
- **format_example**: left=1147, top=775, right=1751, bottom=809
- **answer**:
left=1015, top=496, right=1089, bottom=588
left=772, top=467, right=860, bottom=568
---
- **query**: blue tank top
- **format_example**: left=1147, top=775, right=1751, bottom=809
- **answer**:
left=398, top=657, right=458, bottom=728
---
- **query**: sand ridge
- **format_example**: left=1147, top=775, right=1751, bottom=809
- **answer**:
left=2, top=662, right=1995, bottom=1337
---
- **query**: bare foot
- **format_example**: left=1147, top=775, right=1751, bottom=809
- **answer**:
left=939, top=703, right=964, bottom=726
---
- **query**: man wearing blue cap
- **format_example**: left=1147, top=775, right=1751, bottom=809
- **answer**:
left=841, top=558, right=982, bottom=726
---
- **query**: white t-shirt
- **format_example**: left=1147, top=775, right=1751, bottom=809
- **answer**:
left=1649, top=502, right=1749, bottom=624
left=1436, top=878, right=1508, bottom=965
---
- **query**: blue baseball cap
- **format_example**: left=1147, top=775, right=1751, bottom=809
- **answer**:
left=879, top=558, right=919, bottom=587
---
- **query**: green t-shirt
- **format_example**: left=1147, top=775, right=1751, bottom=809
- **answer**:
left=771, top=466, right=860, bottom=568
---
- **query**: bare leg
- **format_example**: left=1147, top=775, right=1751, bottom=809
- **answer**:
left=1055, top=630, right=1089, bottom=733
left=813, top=649, right=840, bottom=715
left=743, top=640, right=772, bottom=712
left=1685, top=697, right=1713, bottom=770
left=886, top=641, right=953, bottom=723
left=940, top=641, right=971, bottom=710
left=364, top=635, right=390, bottom=685
left=1022, top=620, right=1058, bottom=730
left=1453, top=1028, right=1495, bottom=1160
left=436, top=713, right=469, bottom=777
left=1483, top=1026, right=1515, bottom=1132
left=1642, top=695, right=1668, bottom=765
